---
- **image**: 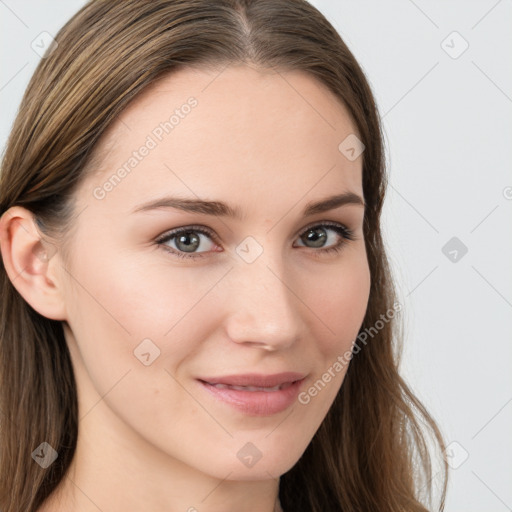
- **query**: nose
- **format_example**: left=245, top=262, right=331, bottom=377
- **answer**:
left=223, top=256, right=304, bottom=351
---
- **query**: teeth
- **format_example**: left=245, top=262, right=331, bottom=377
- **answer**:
left=211, top=383, right=230, bottom=389
left=209, top=383, right=289, bottom=392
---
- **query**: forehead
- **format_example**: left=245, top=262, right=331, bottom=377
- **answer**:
left=79, top=64, right=363, bottom=216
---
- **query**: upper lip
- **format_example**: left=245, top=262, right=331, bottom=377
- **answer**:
left=199, top=372, right=306, bottom=387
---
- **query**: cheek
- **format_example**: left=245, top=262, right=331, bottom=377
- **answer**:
left=62, top=254, right=220, bottom=433
left=62, top=252, right=248, bottom=454
left=301, top=254, right=371, bottom=357
left=66, top=250, right=221, bottom=344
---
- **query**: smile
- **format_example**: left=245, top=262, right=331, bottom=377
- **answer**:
left=197, top=373, right=306, bottom=416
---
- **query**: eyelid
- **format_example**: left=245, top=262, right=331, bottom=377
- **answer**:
left=155, top=224, right=217, bottom=239
left=294, top=219, right=353, bottom=239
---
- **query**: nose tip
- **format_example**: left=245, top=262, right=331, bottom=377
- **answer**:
left=227, top=317, right=298, bottom=351
left=224, top=264, right=303, bottom=350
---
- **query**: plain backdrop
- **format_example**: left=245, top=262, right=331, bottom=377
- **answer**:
left=1, top=1, right=511, bottom=510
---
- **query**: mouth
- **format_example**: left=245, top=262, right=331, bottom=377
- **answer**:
left=204, top=382, right=294, bottom=392
left=196, top=372, right=306, bottom=416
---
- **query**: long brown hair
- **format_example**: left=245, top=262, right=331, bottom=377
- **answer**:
left=0, top=1, right=448, bottom=510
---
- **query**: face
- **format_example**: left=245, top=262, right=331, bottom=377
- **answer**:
left=57, top=64, right=371, bottom=481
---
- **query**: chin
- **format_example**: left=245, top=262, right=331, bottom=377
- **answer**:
left=223, top=438, right=307, bottom=480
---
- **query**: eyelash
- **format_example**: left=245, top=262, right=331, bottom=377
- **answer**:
left=155, top=222, right=356, bottom=260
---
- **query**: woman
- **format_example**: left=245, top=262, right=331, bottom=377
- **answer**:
left=0, top=1, right=448, bottom=510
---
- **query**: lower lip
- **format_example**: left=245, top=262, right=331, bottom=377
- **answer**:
left=197, top=379, right=305, bottom=416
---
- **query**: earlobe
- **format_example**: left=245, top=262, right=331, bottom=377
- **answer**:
left=0, top=206, right=67, bottom=321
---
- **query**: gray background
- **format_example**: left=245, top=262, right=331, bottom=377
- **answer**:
left=1, top=1, right=511, bottom=510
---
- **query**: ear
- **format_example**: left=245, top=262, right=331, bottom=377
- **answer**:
left=0, top=206, right=67, bottom=320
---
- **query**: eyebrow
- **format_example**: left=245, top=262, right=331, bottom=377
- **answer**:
left=131, top=191, right=365, bottom=219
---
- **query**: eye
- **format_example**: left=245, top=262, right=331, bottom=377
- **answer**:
left=155, top=225, right=220, bottom=259
left=293, top=222, right=355, bottom=255
left=155, top=222, right=356, bottom=260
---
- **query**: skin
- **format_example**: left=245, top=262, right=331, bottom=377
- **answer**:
left=0, top=64, right=370, bottom=511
